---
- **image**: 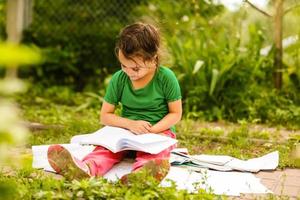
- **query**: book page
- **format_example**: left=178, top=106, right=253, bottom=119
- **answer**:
left=192, top=155, right=234, bottom=165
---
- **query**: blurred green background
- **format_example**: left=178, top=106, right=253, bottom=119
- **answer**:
left=1, top=1, right=300, bottom=199
left=0, top=0, right=300, bottom=127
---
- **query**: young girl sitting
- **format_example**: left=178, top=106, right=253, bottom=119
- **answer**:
left=47, top=22, right=182, bottom=182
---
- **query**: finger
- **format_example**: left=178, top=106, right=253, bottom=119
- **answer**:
left=144, top=125, right=151, bottom=132
left=145, top=121, right=152, bottom=128
left=142, top=121, right=152, bottom=127
left=133, top=127, right=142, bottom=135
left=141, top=120, right=152, bottom=127
left=138, top=129, right=145, bottom=134
left=143, top=124, right=151, bottom=131
left=140, top=127, right=149, bottom=134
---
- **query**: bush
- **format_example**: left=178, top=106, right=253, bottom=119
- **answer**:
left=134, top=0, right=300, bottom=128
left=21, top=0, right=146, bottom=89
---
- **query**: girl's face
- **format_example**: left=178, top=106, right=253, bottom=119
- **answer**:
left=118, top=50, right=157, bottom=81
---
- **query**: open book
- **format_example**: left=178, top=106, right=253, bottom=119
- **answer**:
left=70, top=126, right=177, bottom=154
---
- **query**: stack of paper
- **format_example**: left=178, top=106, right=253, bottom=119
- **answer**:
left=170, top=151, right=279, bottom=172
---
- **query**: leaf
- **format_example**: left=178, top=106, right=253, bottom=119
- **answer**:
left=192, top=60, right=204, bottom=74
left=209, top=69, right=219, bottom=96
left=0, top=42, right=41, bottom=66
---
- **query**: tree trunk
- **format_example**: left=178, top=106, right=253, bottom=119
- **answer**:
left=273, top=0, right=283, bottom=89
left=5, top=0, right=26, bottom=78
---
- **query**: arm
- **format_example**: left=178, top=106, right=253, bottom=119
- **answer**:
left=100, top=100, right=151, bottom=134
left=100, top=101, right=132, bottom=129
left=150, top=99, right=182, bottom=133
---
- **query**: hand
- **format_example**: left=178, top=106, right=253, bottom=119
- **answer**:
left=127, top=120, right=152, bottom=135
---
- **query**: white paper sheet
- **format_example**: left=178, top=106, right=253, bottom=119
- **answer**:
left=104, top=162, right=272, bottom=196
left=226, top=151, right=279, bottom=172
left=161, top=167, right=272, bottom=196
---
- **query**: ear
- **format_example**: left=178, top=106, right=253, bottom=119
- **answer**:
left=153, top=55, right=158, bottom=65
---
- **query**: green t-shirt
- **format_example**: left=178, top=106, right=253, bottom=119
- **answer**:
left=104, top=66, right=182, bottom=132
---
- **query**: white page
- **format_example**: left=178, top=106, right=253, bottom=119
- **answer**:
left=72, top=126, right=135, bottom=152
left=192, top=155, right=234, bottom=165
left=161, top=167, right=271, bottom=196
left=244, top=151, right=279, bottom=170
left=205, top=170, right=271, bottom=195
left=171, top=148, right=189, bottom=154
left=190, top=162, right=233, bottom=171
left=225, top=151, right=279, bottom=172
left=117, top=140, right=176, bottom=154
left=134, top=133, right=176, bottom=144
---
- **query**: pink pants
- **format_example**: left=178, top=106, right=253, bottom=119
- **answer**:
left=82, top=130, right=176, bottom=177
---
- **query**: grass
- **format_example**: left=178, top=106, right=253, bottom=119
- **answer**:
left=1, top=86, right=299, bottom=199
left=0, top=167, right=222, bottom=200
left=16, top=87, right=101, bottom=146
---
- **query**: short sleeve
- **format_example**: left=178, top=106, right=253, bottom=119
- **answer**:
left=104, top=71, right=123, bottom=105
left=163, top=68, right=182, bottom=102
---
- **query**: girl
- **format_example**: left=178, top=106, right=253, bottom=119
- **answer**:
left=47, top=22, right=182, bottom=182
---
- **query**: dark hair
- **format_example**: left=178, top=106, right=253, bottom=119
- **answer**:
left=115, top=22, right=161, bottom=64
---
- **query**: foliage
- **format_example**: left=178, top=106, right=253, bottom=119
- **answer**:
left=247, top=89, right=300, bottom=129
left=0, top=168, right=221, bottom=200
left=1, top=1, right=300, bottom=198
left=0, top=0, right=5, bottom=40
left=0, top=42, right=41, bottom=163
left=134, top=0, right=300, bottom=128
left=0, top=43, right=41, bottom=66
left=0, top=168, right=291, bottom=199
left=16, top=86, right=100, bottom=145
left=177, top=125, right=298, bottom=169
left=1, top=0, right=299, bottom=127
left=21, top=0, right=146, bottom=89
left=0, top=41, right=41, bottom=198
